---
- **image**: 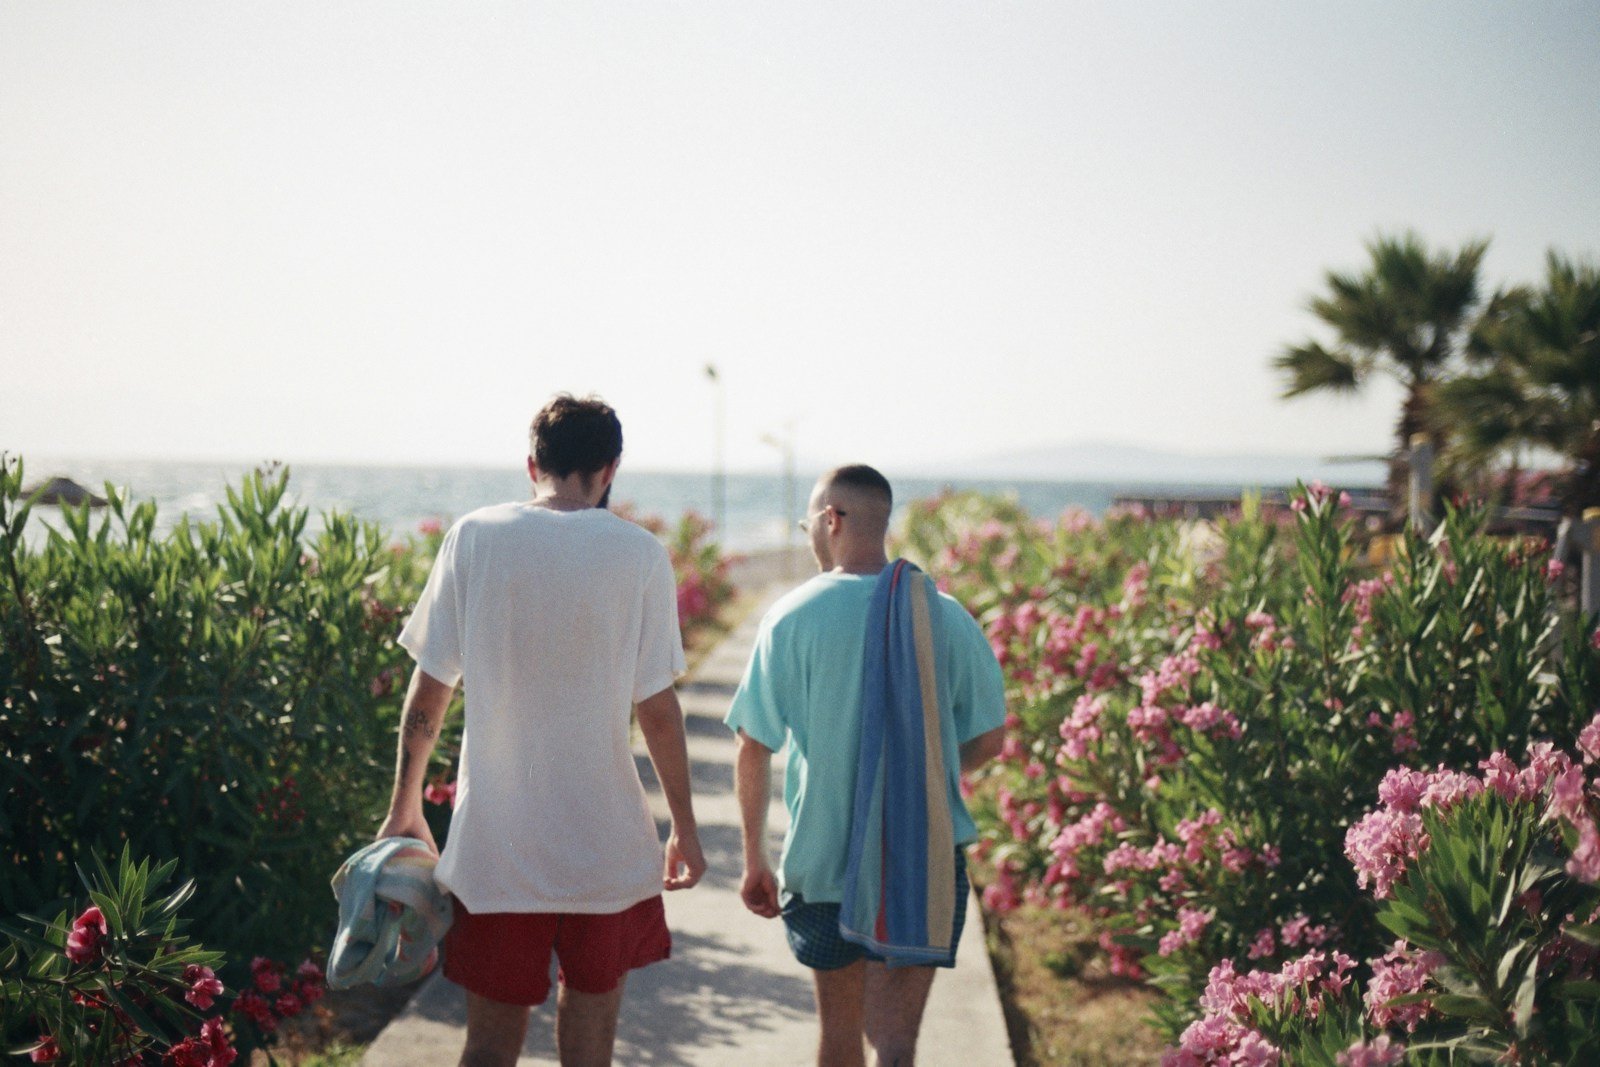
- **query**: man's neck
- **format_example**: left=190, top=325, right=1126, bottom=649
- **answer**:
left=831, top=552, right=889, bottom=576
left=531, top=473, right=600, bottom=510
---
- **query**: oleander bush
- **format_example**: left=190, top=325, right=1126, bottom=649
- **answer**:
left=0, top=847, right=237, bottom=1066
left=0, top=459, right=417, bottom=968
left=1, top=456, right=740, bottom=980
left=902, top=485, right=1600, bottom=1061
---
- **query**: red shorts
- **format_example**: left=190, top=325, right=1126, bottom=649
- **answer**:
left=442, top=895, right=671, bottom=1007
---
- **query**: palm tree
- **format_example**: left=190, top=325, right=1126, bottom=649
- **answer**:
left=1438, top=252, right=1600, bottom=518
left=1273, top=233, right=1489, bottom=510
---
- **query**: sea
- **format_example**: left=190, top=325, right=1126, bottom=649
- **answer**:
left=9, top=456, right=1308, bottom=553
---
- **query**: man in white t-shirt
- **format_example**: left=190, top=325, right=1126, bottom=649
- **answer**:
left=377, top=394, right=705, bottom=1067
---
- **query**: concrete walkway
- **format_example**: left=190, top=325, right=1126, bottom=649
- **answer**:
left=363, top=581, right=1014, bottom=1066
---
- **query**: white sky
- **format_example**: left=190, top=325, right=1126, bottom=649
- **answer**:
left=3, top=2, right=1598, bottom=473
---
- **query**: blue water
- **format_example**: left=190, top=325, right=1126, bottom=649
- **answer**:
left=11, top=456, right=1285, bottom=552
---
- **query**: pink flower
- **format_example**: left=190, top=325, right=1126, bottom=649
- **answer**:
left=1158, top=906, right=1213, bottom=956
left=1336, top=1035, right=1405, bottom=1067
left=1365, top=941, right=1443, bottom=1031
left=1546, top=559, right=1566, bottom=581
left=1099, top=930, right=1144, bottom=979
left=28, top=1036, right=59, bottom=1063
left=184, top=964, right=224, bottom=1010
left=418, top=518, right=443, bottom=536
left=170, top=1017, right=239, bottom=1067
left=251, top=956, right=283, bottom=993
left=982, top=862, right=1021, bottom=913
left=234, top=989, right=276, bottom=1033
left=65, top=905, right=108, bottom=965
left=1345, top=809, right=1427, bottom=899
left=424, top=779, right=457, bottom=807
left=201, top=1017, right=238, bottom=1066
left=1568, top=818, right=1600, bottom=884
left=1247, top=928, right=1276, bottom=960
left=1057, top=694, right=1105, bottom=761
left=1548, top=764, right=1590, bottom=826
left=1163, top=1015, right=1281, bottom=1066
left=1579, top=712, right=1600, bottom=765
left=1323, top=951, right=1358, bottom=996
left=1419, top=768, right=1483, bottom=810
left=1376, top=768, right=1429, bottom=813
left=275, top=993, right=304, bottom=1018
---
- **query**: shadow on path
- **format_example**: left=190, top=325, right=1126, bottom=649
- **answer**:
left=609, top=929, right=814, bottom=1065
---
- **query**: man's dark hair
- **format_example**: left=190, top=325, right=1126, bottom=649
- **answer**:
left=529, top=394, right=624, bottom=479
left=824, top=464, right=893, bottom=510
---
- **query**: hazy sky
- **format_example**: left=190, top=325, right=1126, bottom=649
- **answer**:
left=4, top=2, right=1598, bottom=474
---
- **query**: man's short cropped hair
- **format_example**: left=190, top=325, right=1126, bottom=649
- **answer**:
left=529, top=394, right=624, bottom=478
left=823, top=464, right=892, bottom=511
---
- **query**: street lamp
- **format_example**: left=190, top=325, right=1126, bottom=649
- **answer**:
left=761, top=424, right=797, bottom=580
left=704, top=364, right=725, bottom=538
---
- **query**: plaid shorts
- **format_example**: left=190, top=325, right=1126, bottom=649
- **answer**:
left=780, top=852, right=969, bottom=971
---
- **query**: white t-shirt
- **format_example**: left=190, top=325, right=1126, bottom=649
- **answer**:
left=397, top=502, right=686, bottom=913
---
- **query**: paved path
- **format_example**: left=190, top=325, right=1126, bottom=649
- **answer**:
left=363, top=582, right=1014, bottom=1066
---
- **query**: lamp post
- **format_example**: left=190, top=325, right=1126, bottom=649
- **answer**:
left=761, top=424, right=797, bottom=581
left=705, top=364, right=725, bottom=538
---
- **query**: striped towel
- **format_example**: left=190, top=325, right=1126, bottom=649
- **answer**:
left=839, top=559, right=958, bottom=966
left=328, top=837, right=452, bottom=989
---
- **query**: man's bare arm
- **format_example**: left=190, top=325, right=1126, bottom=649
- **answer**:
left=734, top=729, right=781, bottom=918
left=635, top=686, right=706, bottom=890
left=959, top=725, right=1006, bottom=775
left=375, top=666, right=455, bottom=853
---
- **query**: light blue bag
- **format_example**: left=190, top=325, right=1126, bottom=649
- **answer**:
left=328, top=837, right=453, bottom=989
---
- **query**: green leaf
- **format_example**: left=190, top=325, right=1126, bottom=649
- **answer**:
left=1565, top=923, right=1600, bottom=948
left=1431, top=994, right=1503, bottom=1022
left=1513, top=949, right=1540, bottom=1039
left=1555, top=980, right=1600, bottom=1001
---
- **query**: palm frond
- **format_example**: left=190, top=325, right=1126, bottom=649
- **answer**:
left=1272, top=341, right=1363, bottom=399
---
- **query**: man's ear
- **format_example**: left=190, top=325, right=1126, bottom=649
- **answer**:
left=527, top=456, right=539, bottom=482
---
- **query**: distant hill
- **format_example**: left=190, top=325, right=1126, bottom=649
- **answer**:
left=912, top=440, right=1387, bottom=487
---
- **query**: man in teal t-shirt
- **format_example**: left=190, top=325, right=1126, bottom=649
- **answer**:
left=726, top=464, right=1006, bottom=1067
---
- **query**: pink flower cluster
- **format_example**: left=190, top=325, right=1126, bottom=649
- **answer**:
left=1199, top=951, right=1357, bottom=1021
left=1165, top=948, right=1360, bottom=1064
left=233, top=957, right=325, bottom=1036
left=1042, top=802, right=1125, bottom=891
left=424, top=777, right=457, bottom=808
left=184, top=964, right=224, bottom=1010
left=1161, top=1016, right=1280, bottom=1066
left=1158, top=906, right=1214, bottom=956
left=1246, top=914, right=1335, bottom=960
left=1365, top=708, right=1418, bottom=755
left=1364, top=941, right=1444, bottom=1031
left=163, top=1017, right=238, bottom=1067
left=1345, top=765, right=1489, bottom=898
left=988, top=601, right=1122, bottom=696
left=1341, top=571, right=1394, bottom=640
left=1057, top=694, right=1104, bottom=760
left=1347, top=724, right=1600, bottom=897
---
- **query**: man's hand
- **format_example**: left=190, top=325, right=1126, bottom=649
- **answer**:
left=733, top=729, right=780, bottom=917
left=740, top=858, right=781, bottom=918
left=663, top=826, right=706, bottom=890
left=375, top=808, right=439, bottom=857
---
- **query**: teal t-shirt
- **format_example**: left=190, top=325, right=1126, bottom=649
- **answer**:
left=725, top=570, right=1007, bottom=904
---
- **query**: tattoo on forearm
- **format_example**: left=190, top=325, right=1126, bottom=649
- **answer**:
left=402, top=707, right=437, bottom=742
